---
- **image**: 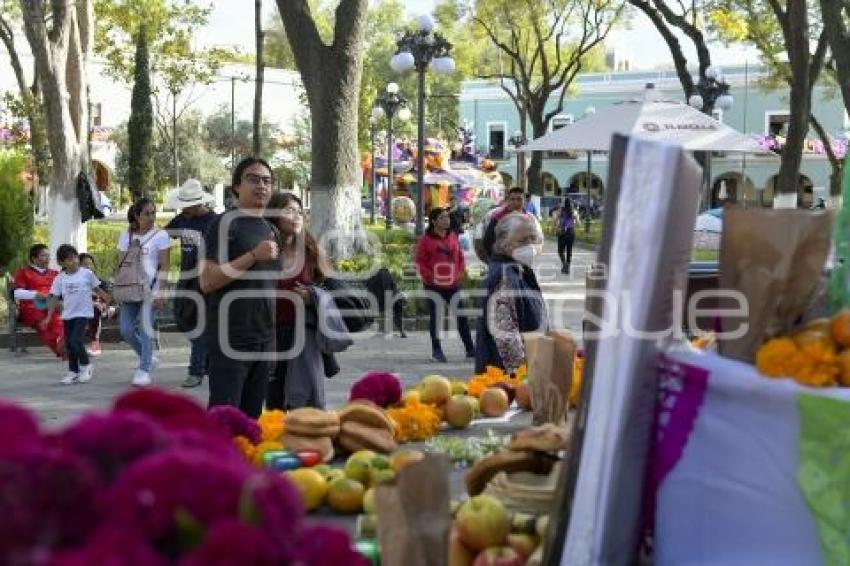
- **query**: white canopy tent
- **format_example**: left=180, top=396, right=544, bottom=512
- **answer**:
left=519, top=85, right=771, bottom=154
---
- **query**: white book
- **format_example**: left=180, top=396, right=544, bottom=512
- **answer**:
left=561, top=135, right=703, bottom=565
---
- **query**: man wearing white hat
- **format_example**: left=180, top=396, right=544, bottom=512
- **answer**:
left=165, top=179, right=217, bottom=388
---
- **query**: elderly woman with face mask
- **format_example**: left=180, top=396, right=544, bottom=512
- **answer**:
left=474, top=212, right=548, bottom=374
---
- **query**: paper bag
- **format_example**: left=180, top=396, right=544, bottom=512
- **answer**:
left=524, top=331, right=576, bottom=426
left=718, top=209, right=833, bottom=362
left=375, top=453, right=451, bottom=566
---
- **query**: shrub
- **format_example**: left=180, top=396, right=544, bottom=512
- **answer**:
left=0, top=150, right=33, bottom=274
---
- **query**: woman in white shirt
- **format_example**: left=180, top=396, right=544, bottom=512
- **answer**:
left=117, top=197, right=172, bottom=386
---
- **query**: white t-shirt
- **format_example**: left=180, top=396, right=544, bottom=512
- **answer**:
left=49, top=268, right=101, bottom=320
left=118, top=229, right=172, bottom=291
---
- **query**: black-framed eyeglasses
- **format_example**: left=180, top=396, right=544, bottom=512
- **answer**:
left=281, top=207, right=304, bottom=217
left=243, top=173, right=274, bottom=186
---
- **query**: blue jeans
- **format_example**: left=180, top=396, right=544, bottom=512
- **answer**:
left=188, top=336, right=209, bottom=377
left=119, top=301, right=155, bottom=372
left=63, top=317, right=90, bottom=373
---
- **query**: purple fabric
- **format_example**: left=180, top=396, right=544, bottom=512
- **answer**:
left=643, top=354, right=710, bottom=535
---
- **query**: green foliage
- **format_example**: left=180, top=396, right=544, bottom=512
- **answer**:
left=94, top=0, right=234, bottom=94
left=203, top=105, right=277, bottom=164
left=114, top=109, right=230, bottom=194
left=0, top=150, right=33, bottom=273
left=127, top=25, right=155, bottom=198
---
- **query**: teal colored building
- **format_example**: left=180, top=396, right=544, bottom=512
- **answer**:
left=459, top=65, right=848, bottom=208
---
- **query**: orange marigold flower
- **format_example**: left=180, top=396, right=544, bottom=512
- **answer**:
left=756, top=337, right=839, bottom=388
left=387, top=401, right=442, bottom=442
left=570, top=354, right=585, bottom=407
left=257, top=410, right=286, bottom=443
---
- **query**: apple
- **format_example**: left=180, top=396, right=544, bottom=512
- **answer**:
left=506, top=533, right=539, bottom=559
left=514, top=382, right=532, bottom=410
left=455, top=495, right=511, bottom=551
left=389, top=448, right=425, bottom=472
left=493, top=382, right=516, bottom=404
left=445, top=395, right=475, bottom=429
left=472, top=546, right=523, bottom=566
left=448, top=526, right=475, bottom=566
left=419, top=375, right=452, bottom=405
left=479, top=387, right=509, bottom=418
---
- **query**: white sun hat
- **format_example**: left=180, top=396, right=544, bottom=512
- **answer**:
left=166, top=179, right=215, bottom=210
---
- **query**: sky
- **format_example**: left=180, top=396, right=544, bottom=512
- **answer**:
left=199, top=0, right=758, bottom=71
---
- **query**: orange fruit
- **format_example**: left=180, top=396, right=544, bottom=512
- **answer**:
left=286, top=468, right=327, bottom=511
left=326, top=477, right=365, bottom=514
left=831, top=310, right=850, bottom=348
left=388, top=449, right=424, bottom=472
left=837, top=350, right=850, bottom=387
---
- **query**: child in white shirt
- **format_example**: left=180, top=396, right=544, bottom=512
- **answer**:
left=43, top=245, right=111, bottom=385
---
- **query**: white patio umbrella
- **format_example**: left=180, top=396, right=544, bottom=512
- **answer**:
left=520, top=85, right=771, bottom=154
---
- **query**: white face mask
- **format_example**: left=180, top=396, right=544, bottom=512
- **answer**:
left=511, top=244, right=537, bottom=266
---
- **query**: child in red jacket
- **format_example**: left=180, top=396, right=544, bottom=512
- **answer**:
left=415, top=207, right=475, bottom=362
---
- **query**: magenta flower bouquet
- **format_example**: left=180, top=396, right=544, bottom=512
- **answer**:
left=349, top=371, right=403, bottom=408
left=0, top=389, right=363, bottom=564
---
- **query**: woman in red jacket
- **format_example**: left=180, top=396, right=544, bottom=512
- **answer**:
left=415, top=207, right=475, bottom=362
left=13, top=244, right=64, bottom=357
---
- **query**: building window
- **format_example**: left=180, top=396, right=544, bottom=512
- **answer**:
left=765, top=111, right=790, bottom=137
left=91, top=103, right=103, bottom=127
left=548, top=115, right=576, bottom=159
left=488, top=123, right=506, bottom=160
left=551, top=115, right=574, bottom=131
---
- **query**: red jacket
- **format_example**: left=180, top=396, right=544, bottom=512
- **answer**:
left=415, top=231, right=465, bottom=289
left=13, top=265, right=58, bottom=324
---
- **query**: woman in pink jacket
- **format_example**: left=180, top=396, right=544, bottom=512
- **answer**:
left=415, top=207, right=475, bottom=362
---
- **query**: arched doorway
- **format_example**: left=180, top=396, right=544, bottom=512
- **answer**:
left=567, top=171, right=605, bottom=200
left=764, top=174, right=814, bottom=208
left=710, top=172, right=756, bottom=208
left=542, top=172, right=560, bottom=195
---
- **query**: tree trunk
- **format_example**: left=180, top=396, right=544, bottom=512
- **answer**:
left=810, top=114, right=843, bottom=198
left=127, top=24, right=153, bottom=200
left=821, top=0, right=850, bottom=136
left=276, top=0, right=368, bottom=258
left=20, top=0, right=92, bottom=260
left=525, top=119, right=547, bottom=196
left=773, top=1, right=816, bottom=207
left=253, top=0, right=264, bottom=156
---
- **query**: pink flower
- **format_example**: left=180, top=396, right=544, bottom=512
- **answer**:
left=106, top=450, right=250, bottom=548
left=166, top=429, right=242, bottom=461
left=176, top=520, right=283, bottom=566
left=112, top=389, right=215, bottom=436
left=0, top=446, right=100, bottom=558
left=293, top=523, right=370, bottom=566
left=240, top=471, right=304, bottom=553
left=57, top=412, right=167, bottom=482
left=349, top=371, right=403, bottom=408
left=0, top=401, right=41, bottom=457
left=207, top=406, right=261, bottom=444
left=48, top=526, right=164, bottom=566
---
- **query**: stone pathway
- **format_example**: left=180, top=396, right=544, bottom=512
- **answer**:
left=0, top=240, right=593, bottom=427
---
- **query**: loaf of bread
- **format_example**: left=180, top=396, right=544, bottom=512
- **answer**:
left=338, top=420, right=398, bottom=454
left=465, top=450, right=557, bottom=496
left=338, top=402, right=396, bottom=436
left=285, top=408, right=340, bottom=437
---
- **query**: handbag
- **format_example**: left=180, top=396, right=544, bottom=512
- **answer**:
left=316, top=277, right=375, bottom=333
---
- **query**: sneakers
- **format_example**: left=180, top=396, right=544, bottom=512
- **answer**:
left=78, top=364, right=94, bottom=383
left=132, top=369, right=152, bottom=387
left=561, top=263, right=570, bottom=274
left=60, top=371, right=79, bottom=385
left=181, top=374, right=204, bottom=388
left=86, top=341, right=102, bottom=356
left=432, top=349, right=448, bottom=363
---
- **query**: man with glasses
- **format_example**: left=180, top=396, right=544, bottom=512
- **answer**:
left=200, top=157, right=281, bottom=418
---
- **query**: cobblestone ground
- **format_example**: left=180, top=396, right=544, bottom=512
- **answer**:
left=0, top=241, right=592, bottom=426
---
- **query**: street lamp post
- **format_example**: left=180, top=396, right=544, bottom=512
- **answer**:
left=582, top=106, right=596, bottom=234
left=373, top=83, right=411, bottom=232
left=688, top=66, right=735, bottom=209
left=508, top=131, right=526, bottom=190
left=369, top=115, right=378, bottom=225
left=390, top=14, right=455, bottom=235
